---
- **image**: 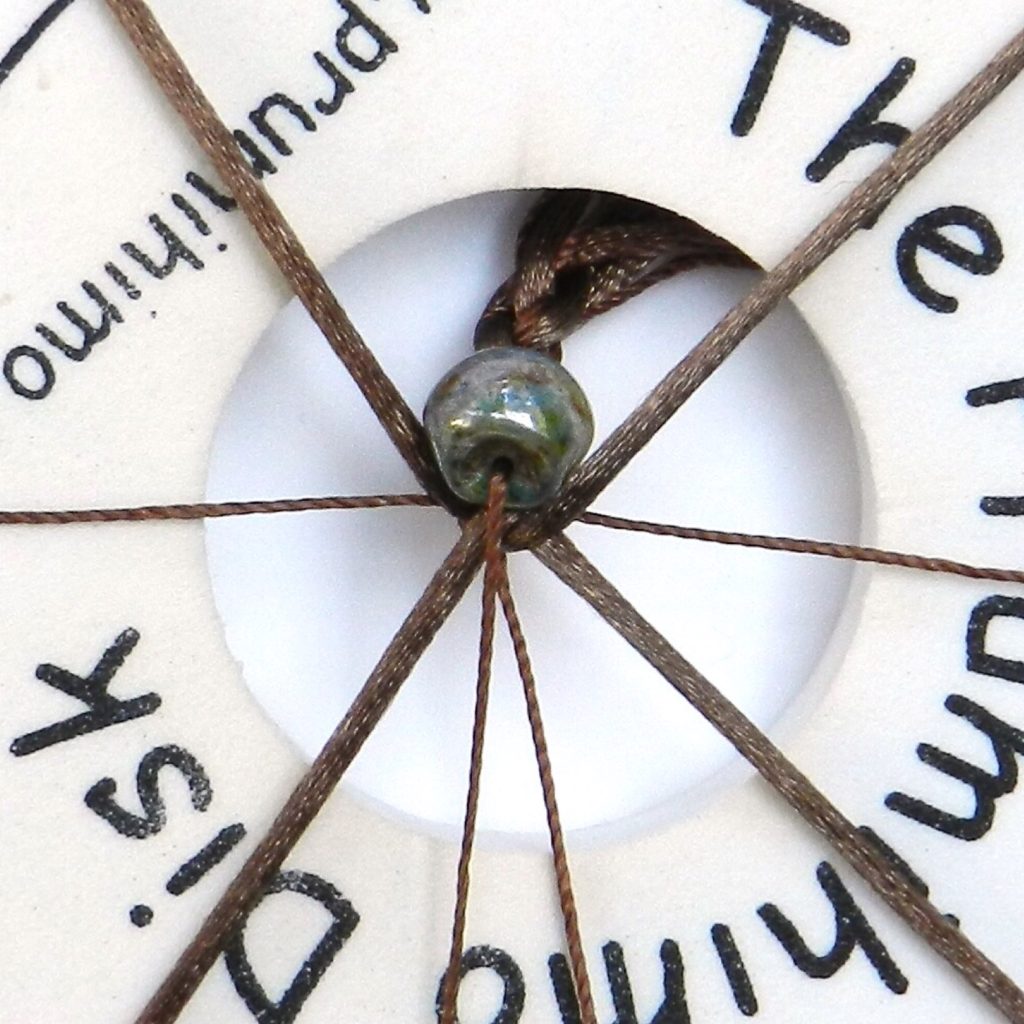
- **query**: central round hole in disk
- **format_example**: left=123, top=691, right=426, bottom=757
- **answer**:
left=205, top=191, right=861, bottom=841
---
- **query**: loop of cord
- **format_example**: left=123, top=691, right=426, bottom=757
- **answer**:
left=473, top=189, right=756, bottom=360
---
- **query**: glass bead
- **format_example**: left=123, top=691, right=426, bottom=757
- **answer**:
left=423, top=347, right=595, bottom=509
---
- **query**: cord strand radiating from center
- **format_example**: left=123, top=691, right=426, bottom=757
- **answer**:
left=512, top=25, right=1024, bottom=548
left=103, top=0, right=447, bottom=504
left=498, top=572, right=598, bottom=1024
left=534, top=532, right=1024, bottom=1024
left=579, top=510, right=1024, bottom=585
left=439, top=476, right=506, bottom=1024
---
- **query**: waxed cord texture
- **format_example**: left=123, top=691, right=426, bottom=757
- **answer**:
left=22, top=3, right=1024, bottom=1022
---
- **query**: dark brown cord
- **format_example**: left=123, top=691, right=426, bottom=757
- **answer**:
left=6, top=491, right=1017, bottom=589
left=439, top=476, right=506, bottom=1024
left=580, top=511, right=1024, bottom=585
left=498, top=569, right=598, bottom=1024
left=512, top=26, right=1024, bottom=548
left=475, top=190, right=754, bottom=359
left=103, top=0, right=448, bottom=505
left=134, top=523, right=486, bottom=1024
left=535, top=533, right=1024, bottom=1024
left=0, top=493, right=435, bottom=525
left=93, top=3, right=1024, bottom=1021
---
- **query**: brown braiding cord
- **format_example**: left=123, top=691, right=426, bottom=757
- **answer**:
left=3, top=492, right=1024, bottom=587
left=102, top=0, right=449, bottom=505
left=134, top=523, right=485, bottom=1024
left=498, top=569, right=598, bottom=1024
left=579, top=511, right=1024, bottom=586
left=475, top=190, right=754, bottom=359
left=0, top=494, right=435, bottom=525
left=86, top=1, right=1024, bottom=1020
left=535, top=533, right=1024, bottom=1024
left=512, top=25, right=1024, bottom=547
left=439, top=476, right=506, bottom=1024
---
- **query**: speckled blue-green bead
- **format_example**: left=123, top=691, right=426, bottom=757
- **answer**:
left=424, top=347, right=595, bottom=509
